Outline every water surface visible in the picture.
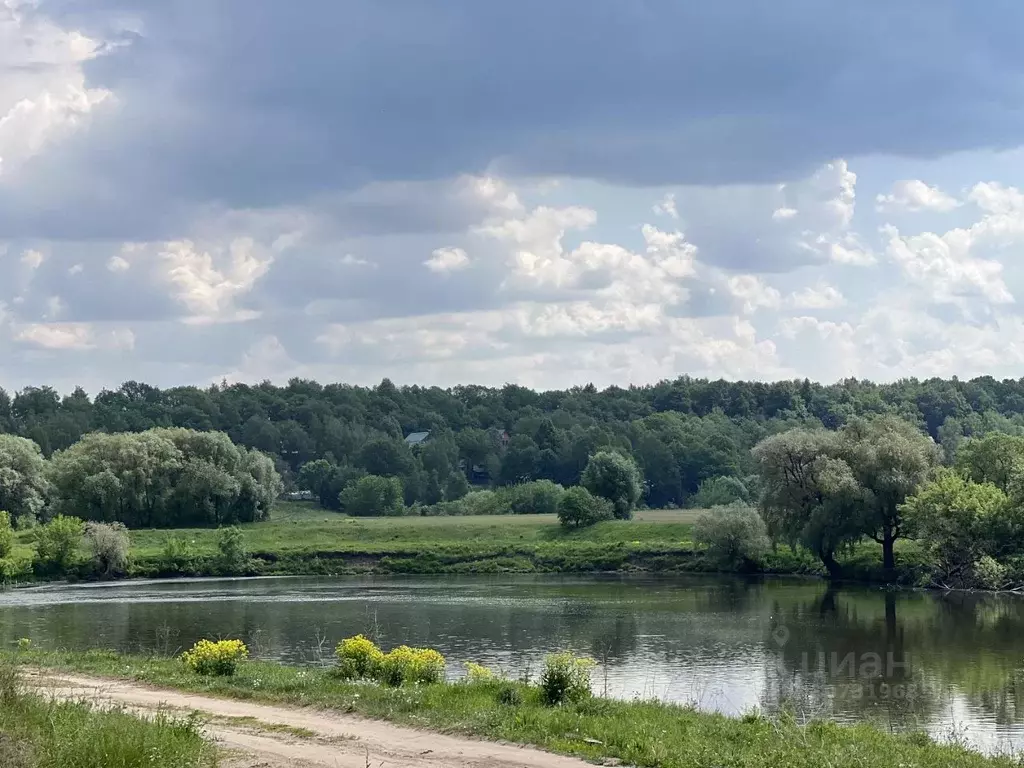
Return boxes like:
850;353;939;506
2;574;1023;754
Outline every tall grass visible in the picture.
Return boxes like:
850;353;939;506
12;649;1017;768
0;662;214;768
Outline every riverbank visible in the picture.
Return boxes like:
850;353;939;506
8;649;1016;768
0;662;213;768
4;504;928;587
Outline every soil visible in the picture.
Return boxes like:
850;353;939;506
25;669;597;768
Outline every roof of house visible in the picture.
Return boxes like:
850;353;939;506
404;431;430;445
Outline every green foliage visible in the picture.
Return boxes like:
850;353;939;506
496;682;523;707
34;515;84;574
955;433;1024;492
83;522;130;577
0;435;50;526
47;428;281;529
334;634;445;686
216;526;249;573
499;480;565;515
0;661;213;768
901;470;1009;588
582;451;642;520
0;511;13;560
557;486;614;528
444;470;470;501
181;639;249;676
159;536;196;574
540;651;596;705
688;476;749;508
692;504;770;568
339;475;405;517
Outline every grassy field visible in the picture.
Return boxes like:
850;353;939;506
0;662;214;768
9;649;1013;768
7;502;920;583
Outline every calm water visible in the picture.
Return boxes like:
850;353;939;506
2;574;1024;753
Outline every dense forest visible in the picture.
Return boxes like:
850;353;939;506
2;375;1024;512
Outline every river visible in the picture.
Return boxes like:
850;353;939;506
2;574;1023;754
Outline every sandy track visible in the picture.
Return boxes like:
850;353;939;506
25;670;598;768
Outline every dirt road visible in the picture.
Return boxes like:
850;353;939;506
25;669;599;768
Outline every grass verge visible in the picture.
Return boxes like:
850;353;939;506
9;649;1018;768
0;661;214;768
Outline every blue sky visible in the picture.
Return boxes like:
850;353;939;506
3;0;1024;392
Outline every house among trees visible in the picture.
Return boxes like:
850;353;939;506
404;431;430;448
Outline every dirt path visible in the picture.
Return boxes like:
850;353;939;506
25;669;600;768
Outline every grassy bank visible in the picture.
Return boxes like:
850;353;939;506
0;662;214;768
5;502;927;585
10;649;1016;768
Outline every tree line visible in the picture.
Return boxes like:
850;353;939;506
6;375;1024;511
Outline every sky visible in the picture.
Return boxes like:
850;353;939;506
4;0;1024;393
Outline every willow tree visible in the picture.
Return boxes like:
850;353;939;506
0;434;50;525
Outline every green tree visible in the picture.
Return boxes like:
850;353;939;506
216;526;250;573
901;470;1008;588
35;515;85;573
298;458;337;507
840;416;940;572
444;470;470;501
557;487;614;529
753;429;865;578
0;434;50;525
84;521;130;577
340;475;405;517
955;433;1024;492
688;476;749;509
692;504;770;568
581;451;642;520
0;511;13;559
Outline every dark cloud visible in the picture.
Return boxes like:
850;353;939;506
7;0;1024;240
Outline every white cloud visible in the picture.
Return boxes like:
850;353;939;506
652;192;679;219
0;4;114;177
20;249;43;269
727;275;782;314
876;180;960;213
107;255;130;272
424;246;471;273
772;207;798;220
788;282;845;310
158;237;272;323
14;323;135;351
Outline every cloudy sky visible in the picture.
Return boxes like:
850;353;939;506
4;0;1024;393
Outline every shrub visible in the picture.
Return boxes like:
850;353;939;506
497;683;523;707
216;526;249;573
465;662;494;682
540;651;595;705
692;503;770;568
557;487;614;529
34;515;84;574
160;536;196;574
181;639;249;676
582;451;643;520
335;634;384;680
459;490;504;516
339;475;405;517
335;635;445;686
378;646;446;686
83;522;130;577
501;480;565;515
688;476;750;508
0;512;13;560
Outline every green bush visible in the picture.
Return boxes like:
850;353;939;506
557;487;614;529
334;634;445;686
496;682;523;707
500;480;566;515
0;511;13;560
692;503;770;568
582;451;643;520
540;651;596;705
83;522;130;577
181;639;249;676
216;526;250;573
159;536;196;574
688;476;750;508
339;475;405;517
34;515;84;574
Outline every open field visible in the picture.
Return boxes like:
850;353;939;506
7;502;922;583
9;650;1015;768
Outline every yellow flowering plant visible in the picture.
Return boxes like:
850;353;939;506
181;639;249;676
335;634;445;686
